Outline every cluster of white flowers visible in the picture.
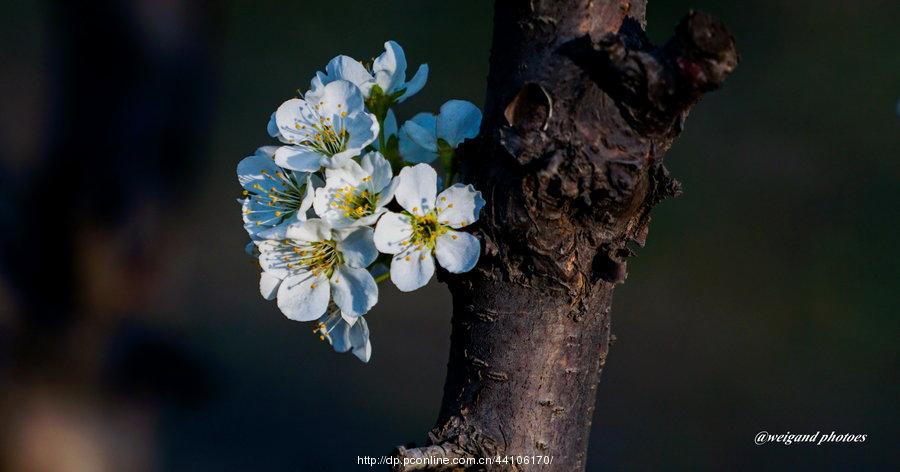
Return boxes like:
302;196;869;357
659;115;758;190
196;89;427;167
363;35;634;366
238;41;484;363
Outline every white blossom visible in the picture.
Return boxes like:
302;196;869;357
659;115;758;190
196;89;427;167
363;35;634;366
313;309;372;363
313;151;397;228
242;40;489;363
306;41;428;104
237;146;315;238
272;80;379;172
373;164;484;292
259;219;378;321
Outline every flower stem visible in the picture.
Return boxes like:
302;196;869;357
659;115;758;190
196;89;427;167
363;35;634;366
374;272;390;284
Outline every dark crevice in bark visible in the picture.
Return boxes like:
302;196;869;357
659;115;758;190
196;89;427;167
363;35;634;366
394;1;737;470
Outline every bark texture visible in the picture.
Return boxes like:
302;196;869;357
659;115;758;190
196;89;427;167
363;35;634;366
395;1;737;470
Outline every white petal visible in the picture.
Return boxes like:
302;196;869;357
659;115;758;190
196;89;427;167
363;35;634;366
274;146;323;172
436;100;482;147
305;72;327;103
285;218;332;243
337;112;379;161
396;164;437;216
298;174;317;215
236;151;280;190
399;140;438;164
267;113;282;140
350;317;370;348
350;317;370;350
275;98;317;142
258;241;290;278
399;113;438;163
336;226;378;268
406;113;438;149
312;186;330;221
435;183;485;228
435;230;480;273
324;55;374;88
341;311;358;326
353;339;372;363
324;158;366;184
401;118;438;152
350;208;386;227
330;266;378;317
373;40;407;93
255;146;278;158
259;272;282;300
390;247;435;292
373;211;413;255
360;151;393;192
255;220;291;241
398;64;428;102
376;177;399;208
323;151;355;171
329;318;353;353
277;273;330;322
319;80;364;117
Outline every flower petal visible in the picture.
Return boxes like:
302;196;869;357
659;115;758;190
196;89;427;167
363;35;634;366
305;72;327;103
403;113;437;151
236;148;280;190
274;146;323;172
435;183;485;228
351;208;387;227
285;218;332;243
373;40;407;93
339;113;379;161
353;339;372;363
399;113;438;163
324;55;374;89
376;177;399;208
374;211;413;254
390;247;435;292
350;317;370;349
258;240;290;278
350;317;370;352
329;317;353;353
399;64;428;102
396;164;437;216
298;174;317;215
324;157;367;184
255;220;292;240
359;151;393;192
267;113;283;141
436;100;482;147
259;272;282;300
399;140;438;164
336;226;378;268
435;230;480;273
242;197;272;237
330;265;378;317
277;273;330;322
274;98;317;142
318;79;364;118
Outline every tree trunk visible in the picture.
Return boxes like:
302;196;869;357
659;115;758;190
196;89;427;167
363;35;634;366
395;1;737;470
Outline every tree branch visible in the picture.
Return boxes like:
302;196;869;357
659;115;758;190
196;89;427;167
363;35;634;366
561;11;738;136
394;1;737;470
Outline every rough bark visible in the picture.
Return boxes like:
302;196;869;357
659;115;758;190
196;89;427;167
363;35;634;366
395;1;737;470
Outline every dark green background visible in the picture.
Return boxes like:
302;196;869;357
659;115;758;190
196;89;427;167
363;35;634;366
1;0;897;470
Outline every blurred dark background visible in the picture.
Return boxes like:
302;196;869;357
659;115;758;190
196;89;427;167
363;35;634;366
0;1;897;470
